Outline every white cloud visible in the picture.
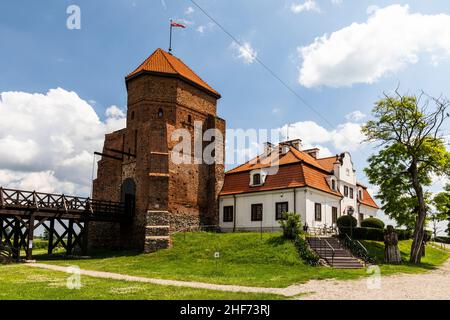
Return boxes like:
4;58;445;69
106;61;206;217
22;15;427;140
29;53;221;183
185;6;195;15
231;41;258;64
278;120;365;152
291;0;321;13
345;110;366;122
0;88;126;196
331;0;343;5
298;4;450;87
197;25;205;33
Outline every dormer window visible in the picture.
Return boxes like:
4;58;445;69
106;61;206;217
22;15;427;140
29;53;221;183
253;173;261;185
358;189;363;200
331;179;336;191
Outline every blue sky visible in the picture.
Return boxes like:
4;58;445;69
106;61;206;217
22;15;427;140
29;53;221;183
1;1;450;229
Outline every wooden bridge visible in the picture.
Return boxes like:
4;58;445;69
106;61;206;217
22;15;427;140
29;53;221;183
0;187;131;260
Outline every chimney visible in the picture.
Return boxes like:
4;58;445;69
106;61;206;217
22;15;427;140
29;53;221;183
263;142;275;155
304;148;319;159
279;139;302;151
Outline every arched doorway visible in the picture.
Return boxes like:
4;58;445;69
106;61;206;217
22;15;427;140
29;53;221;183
121;178;136;216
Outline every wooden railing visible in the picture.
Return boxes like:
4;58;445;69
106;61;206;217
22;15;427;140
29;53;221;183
0;187;127;220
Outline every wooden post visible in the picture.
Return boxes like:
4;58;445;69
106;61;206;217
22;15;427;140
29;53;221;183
81;219;89;256
26;215;35;260
13;218;20;259
0;217;3;244
67;220;74;255
48;219;55;255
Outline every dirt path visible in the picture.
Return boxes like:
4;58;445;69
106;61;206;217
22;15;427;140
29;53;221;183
26;259;450;299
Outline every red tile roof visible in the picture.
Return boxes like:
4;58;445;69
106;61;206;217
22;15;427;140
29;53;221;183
126;48;221;98
227;145;327;174
221;146;342;197
357;185;379;209
316;155;339;172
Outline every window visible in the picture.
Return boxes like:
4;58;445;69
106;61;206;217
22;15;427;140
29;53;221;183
223;206;234;222
332;207;338;224
350;188;354;199
314;203;322;221
158;108;163;118
344;186;349;197
187;115;192;124
358;190;362;199
130;110;135;120
253;173;261;185
331;179;336;190
251;204;263;221
275;202;289;220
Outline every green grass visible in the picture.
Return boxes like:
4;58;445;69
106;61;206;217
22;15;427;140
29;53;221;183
36;232;449;288
0;264;283;300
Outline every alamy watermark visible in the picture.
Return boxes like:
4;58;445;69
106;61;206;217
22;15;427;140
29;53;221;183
66;5;81;30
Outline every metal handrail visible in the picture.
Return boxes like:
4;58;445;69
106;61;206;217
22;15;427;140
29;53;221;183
311;236;335;266
342;233;373;264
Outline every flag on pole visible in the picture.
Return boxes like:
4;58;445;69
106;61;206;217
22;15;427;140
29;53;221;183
169;20;186;53
171;21;186;28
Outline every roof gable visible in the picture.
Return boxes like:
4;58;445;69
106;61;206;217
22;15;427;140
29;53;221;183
126;48;220;98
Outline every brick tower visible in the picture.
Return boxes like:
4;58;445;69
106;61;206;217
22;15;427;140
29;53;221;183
89;48;225;252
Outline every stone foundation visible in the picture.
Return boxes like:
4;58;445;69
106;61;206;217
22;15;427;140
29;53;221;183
145;210;171;253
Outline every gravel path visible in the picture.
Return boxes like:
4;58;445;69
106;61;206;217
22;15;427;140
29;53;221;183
26;258;450;299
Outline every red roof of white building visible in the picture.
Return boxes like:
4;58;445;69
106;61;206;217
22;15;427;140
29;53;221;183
221;145;379;210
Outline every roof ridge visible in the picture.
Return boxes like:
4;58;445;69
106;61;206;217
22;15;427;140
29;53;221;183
159;49;178;74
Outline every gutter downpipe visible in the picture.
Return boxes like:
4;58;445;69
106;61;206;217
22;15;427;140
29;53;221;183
233;194;237;232
293;188;297;214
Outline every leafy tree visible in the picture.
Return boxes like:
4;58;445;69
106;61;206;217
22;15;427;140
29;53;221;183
363;91;450;263
433;184;450;237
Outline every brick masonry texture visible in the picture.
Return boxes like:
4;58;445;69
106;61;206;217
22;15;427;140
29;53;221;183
89;55;225;253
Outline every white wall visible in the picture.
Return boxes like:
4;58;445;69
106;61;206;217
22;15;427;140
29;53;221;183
219;187;341;231
303;188;341;229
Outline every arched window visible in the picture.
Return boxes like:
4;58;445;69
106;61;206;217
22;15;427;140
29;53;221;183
188;115;192;124
158;108;163;118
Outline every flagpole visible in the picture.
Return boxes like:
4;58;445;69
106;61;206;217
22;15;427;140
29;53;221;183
169;19;173;53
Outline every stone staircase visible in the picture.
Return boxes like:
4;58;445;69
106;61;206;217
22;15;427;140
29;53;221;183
307;236;365;269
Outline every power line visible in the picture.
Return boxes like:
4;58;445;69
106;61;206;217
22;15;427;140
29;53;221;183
189;0;375;184
188;0;336;130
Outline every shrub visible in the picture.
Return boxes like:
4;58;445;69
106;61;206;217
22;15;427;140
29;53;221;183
435;236;450;244
361;217;385;229
339;227;384;241
279;212;302;240
395;229;413;240
294;236;320;266
336;215;357;228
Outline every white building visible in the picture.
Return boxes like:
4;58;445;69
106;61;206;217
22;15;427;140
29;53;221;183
219;139;379;232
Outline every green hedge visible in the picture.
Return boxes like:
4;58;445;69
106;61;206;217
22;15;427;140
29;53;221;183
339;227;384;241
361;217;385;229
395;229;413;240
336;215;357;228
435;236;450;244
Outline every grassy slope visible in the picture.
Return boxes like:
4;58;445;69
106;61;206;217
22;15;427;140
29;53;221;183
0;264;282;300
37;232;449;288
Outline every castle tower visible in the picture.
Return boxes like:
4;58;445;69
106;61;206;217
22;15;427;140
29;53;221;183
90;48;225;252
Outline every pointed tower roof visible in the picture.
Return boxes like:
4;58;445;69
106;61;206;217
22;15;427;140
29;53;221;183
126;48;221;98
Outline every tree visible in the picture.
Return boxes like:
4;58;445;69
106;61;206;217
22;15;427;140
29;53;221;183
362;91;450;263
432;184;450;237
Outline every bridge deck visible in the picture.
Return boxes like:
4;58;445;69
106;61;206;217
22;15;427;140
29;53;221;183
0;187;128;222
